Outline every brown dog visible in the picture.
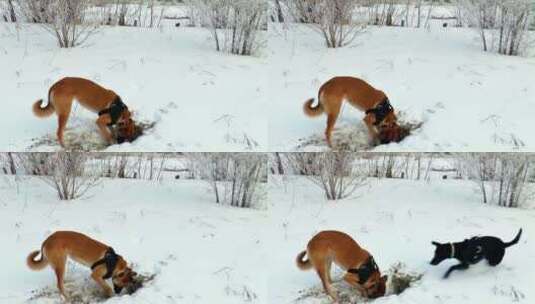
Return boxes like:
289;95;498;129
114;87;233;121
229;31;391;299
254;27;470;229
27;231;136;299
32;77;135;147
296;230;387;302
303;77;400;147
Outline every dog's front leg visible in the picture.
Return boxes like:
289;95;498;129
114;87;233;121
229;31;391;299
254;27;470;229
443;263;469;279
96;116;115;145
91;272;114;297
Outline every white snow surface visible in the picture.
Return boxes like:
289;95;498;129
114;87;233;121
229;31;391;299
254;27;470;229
268;22;535;152
0;23;267;152
0;176;267;303
268;175;534;303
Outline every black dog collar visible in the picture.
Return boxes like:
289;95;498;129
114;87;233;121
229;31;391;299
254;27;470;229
91;247;119;280
348;256;379;284
365;98;394;126
98;97;127;127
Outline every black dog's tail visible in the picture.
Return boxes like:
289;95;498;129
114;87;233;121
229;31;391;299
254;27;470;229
504;229;522;248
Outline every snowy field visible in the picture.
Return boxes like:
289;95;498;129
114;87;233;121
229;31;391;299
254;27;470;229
0;18;267;152
268;20;535;152
268;174;534;303
0;175;268;303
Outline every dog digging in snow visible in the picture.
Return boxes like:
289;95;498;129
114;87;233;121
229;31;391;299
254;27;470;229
303;76;403;148
32;77;136;147
27;231;137;300
296;230;388;302
430;229;522;279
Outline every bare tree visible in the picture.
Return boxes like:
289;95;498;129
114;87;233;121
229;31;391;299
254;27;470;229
286;152;367;200
100;0;130;26
18;0;99;48
272;0;285;22
287;0;366;48
1;0;17;22
462;153;532;208
457;0;532;56
131;154;168;180
186;0;267;55
364;0;400;26
362;153;436;180
270;152;285;175
188;153;267;208
0;152;19;175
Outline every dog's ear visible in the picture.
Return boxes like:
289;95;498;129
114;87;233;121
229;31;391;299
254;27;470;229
432;241;440;246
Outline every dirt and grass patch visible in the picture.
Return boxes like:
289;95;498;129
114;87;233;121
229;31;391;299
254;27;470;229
28;120;156;151
297;112;422;151
295;262;423;304
27;272;156;303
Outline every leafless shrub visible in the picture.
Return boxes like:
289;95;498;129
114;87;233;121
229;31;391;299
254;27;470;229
188;153;267;208
270;0;285;23
18;0;99;48
457;0;532;56
0;152;18;175
186;0;267;55
96;0;164;27
97;0;130;26
364;0;400;26
270;152;286;175
358;153;437;180
366;154;401;178
98;153;168;180
129;154;168;180
461;153;533;208
18;152;101;200
287;0;366;48
1;0;17;22
286;152;367;200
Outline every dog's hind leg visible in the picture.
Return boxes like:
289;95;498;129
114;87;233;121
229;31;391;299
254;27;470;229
53;95;72;148
444;263;469;279
50;255;67;299
56;114;69;148
325;113;339;148
487;248;505;266
316;263;338;302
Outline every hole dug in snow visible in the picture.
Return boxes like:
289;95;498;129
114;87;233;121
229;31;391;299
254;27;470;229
29;119;156;151
295;262;422;304
297;112;422;151
27;272;156;304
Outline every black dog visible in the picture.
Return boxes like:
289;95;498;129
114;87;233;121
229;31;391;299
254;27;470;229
430;229;522;278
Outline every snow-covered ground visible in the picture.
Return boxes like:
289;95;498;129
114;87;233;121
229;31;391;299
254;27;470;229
0;20;267;152
268;21;535;152
268;174;534;303
0;176;268;303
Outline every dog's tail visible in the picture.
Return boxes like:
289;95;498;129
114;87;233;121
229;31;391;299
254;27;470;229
26;249;48;271
32;88;55;118
504;228;522;248
303;97;324;118
296;250;313;271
